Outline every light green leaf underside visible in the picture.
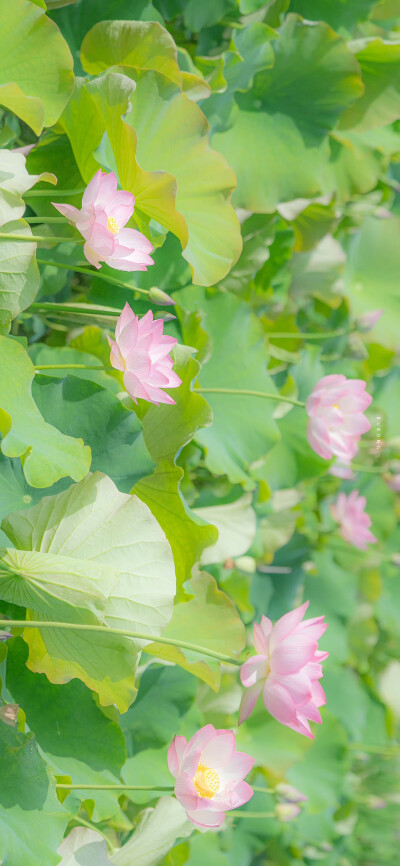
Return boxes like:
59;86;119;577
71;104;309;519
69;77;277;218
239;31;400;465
0;219;39;335
2;472;176;710
0;336;91;487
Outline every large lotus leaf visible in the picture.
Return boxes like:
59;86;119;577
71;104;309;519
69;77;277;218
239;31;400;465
0;219;40;335
0;336;91;487
344;215;400;349
7;638;126;822
180;291;280;483
0;0;74;134
146;572;246;690
325;128;387;201
212;15;364;211
32;375;155;492
0;149;56;227
339;39;400;133
0;719;68;866
2;472;176;710
201;22;275;134
81;19;208;98
290;0;377;33
50;0;163;72
134;345;218;593
287;713;349;811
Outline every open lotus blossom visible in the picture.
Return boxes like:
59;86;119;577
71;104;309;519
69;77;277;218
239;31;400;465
331;490;377;550
306;374;372;461
239;601;328;739
52;169;154;271
168;724;254;828
109;303;181;405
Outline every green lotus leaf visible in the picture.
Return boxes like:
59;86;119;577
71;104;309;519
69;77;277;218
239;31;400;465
0;0;74;134
339;38;400;133
0;220;40;335
212;15;364;211
2;472;176;711
133;345;218;593
181;290;280;483
0;336;91;487
0;724;67;866
146;572;246;690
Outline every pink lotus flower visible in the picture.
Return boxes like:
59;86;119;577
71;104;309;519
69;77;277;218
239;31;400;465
331;490;377;550
108;303;181;405
239;602;328;739
356;310;383;332
168;725;254;828
306;375;372;461
52;169;154;272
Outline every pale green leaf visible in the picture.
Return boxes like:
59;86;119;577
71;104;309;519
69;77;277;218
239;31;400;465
0;149;56;227
193;494;257;566
146;572;245;689
110;797;192;866
0;0;74;134
0;336;91;487
2;472;176;710
0;219;39;334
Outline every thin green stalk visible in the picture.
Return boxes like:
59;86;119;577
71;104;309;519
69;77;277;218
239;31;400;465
350;463;386;474
25;216;66;224
348;743;399;755
36;258;150;297
197;387;305;408
30;302;120;318
57;783;174;792
267;328;347;340
1;620;242;666
34;364;114;372
0;231;83;244
24;188;85;197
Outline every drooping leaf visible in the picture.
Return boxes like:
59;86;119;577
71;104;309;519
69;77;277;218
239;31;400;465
110;797;192;866
58;828;112;866
0;336;91;487
0;219;40;334
0;0;74;134
193;494;257;565
134;345;218;593
0;149;56;227
2;472;176;711
146;572;246;690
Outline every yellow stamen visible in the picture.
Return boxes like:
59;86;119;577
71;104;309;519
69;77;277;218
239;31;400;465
193;764;220;799
107;216;120;234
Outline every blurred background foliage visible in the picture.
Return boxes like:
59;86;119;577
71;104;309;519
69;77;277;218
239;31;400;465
0;0;400;864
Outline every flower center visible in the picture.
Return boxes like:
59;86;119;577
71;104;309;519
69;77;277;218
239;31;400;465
193;763;220;799
107;216;120;234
